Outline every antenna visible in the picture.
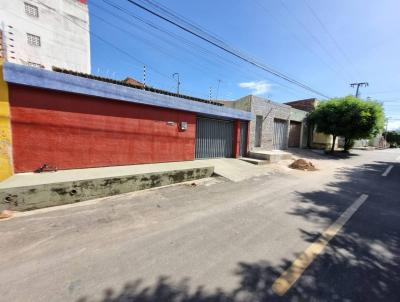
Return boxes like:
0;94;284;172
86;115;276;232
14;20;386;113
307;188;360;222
173;73;180;94
216;79;222;100
143;65;146;88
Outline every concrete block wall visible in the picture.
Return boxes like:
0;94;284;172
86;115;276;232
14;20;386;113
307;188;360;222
223;95;292;151
289;107;309;148
249;96;291;150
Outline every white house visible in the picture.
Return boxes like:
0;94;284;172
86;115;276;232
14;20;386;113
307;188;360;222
0;0;90;73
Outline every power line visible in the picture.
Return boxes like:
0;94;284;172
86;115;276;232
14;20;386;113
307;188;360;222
95;1;246;84
125;0;331;99
73;0;318;100
278;0;352;83
61;11;176;87
254;0;351;83
301;0;361;81
93;2;294;98
98;0;318;99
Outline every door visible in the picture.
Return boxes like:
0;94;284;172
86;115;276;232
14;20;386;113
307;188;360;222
195;117;234;159
273;119;288;150
255;115;263;147
239;122;248;157
288;121;302;147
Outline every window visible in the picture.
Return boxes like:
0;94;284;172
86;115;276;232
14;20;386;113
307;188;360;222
27;33;41;46
24;3;39;18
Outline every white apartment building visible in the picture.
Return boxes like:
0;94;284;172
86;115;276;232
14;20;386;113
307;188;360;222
0;0;91;73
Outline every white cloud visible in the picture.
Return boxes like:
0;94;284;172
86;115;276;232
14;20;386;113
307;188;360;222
238;80;271;95
387;120;400;131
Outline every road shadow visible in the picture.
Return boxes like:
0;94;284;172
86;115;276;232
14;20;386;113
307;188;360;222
289;148;361;161
77;161;400;302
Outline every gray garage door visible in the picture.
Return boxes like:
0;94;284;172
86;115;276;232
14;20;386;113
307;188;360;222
273;119;288;150
195;117;234;159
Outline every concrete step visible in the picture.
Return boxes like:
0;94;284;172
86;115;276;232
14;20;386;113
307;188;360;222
239;157;269;165
249;150;292;163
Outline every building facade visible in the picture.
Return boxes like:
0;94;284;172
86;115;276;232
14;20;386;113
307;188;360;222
288;107;309;148
0;0;90;73
0;63;251;180
285;98;337;149
222;95;306;151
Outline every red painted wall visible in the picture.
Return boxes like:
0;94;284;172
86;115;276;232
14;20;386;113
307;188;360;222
233;120;240;158
9;85;196;172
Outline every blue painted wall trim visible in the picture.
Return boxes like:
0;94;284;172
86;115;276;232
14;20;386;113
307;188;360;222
3;63;252;121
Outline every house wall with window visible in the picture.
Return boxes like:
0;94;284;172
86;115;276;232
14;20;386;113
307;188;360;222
0;0;90;73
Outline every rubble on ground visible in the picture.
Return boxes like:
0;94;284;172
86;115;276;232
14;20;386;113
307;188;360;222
0;210;13;219
289;159;317;171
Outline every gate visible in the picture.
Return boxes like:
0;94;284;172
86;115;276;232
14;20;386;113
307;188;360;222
239;122;248;157
273;119;288;150
195;117;234;159
288;121;301;147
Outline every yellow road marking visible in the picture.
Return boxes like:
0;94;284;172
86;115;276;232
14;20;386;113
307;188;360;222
272;194;369;296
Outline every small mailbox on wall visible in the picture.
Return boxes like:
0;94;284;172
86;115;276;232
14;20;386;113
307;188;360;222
180;122;188;131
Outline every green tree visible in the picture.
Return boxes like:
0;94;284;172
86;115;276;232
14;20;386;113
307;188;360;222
384;131;400;147
309;96;385;152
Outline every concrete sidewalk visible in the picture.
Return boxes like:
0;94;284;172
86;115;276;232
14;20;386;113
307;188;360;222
0;161;215;188
202;158;272;182
0;161;214;211
0;158;274;211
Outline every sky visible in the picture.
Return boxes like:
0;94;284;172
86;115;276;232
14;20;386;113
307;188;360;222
88;0;400;130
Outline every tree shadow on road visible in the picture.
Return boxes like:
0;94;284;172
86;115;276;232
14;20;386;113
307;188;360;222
77;161;400;302
289;148;361;161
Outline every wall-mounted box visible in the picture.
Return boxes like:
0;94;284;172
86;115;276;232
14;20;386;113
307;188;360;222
180;121;188;131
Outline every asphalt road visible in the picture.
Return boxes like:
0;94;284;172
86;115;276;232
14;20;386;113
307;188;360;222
0;149;399;302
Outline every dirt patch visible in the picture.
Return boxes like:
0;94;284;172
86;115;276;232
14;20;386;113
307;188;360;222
289;159;317;171
0;210;13;219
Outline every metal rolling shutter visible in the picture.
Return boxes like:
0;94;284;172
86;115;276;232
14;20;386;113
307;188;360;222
273;119;288;150
195;117;234;159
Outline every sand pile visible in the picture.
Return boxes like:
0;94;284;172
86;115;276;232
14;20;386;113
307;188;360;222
289;159;317;171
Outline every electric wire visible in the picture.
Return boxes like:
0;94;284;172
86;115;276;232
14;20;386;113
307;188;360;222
124;0;331;99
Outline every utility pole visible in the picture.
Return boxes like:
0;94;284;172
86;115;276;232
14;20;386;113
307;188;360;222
173;73;180;95
216;79;222;100
143;65;146;88
350;82;369;98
